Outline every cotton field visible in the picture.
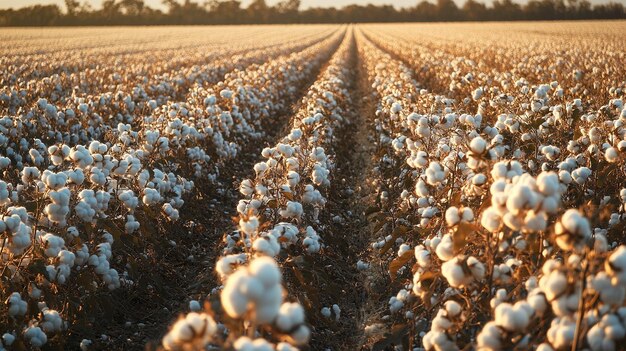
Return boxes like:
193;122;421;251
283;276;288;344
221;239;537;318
0;21;625;351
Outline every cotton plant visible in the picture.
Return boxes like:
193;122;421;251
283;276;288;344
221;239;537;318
224;34;354;259
359;26;626;351
161;32;355;351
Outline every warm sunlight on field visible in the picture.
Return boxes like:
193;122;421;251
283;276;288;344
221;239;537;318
1;21;625;350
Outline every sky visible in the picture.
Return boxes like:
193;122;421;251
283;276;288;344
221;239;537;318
1;0;623;10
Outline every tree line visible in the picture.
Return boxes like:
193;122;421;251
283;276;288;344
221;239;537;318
0;0;624;26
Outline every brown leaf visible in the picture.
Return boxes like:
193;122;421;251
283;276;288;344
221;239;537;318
389;250;413;280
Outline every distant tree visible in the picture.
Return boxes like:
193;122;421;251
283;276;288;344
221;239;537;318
65;0;81;15
275;0;300;23
436;0;461;20
247;0;272;23
491;0;522;20
412;0;437;21
0;0;625;26
462;0;488;21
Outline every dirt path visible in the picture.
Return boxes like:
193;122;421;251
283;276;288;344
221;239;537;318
292;31;376;351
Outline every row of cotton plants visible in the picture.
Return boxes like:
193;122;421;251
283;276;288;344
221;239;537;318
160;30;357;351
0;28;336;150
359;28;626;351
0;26;334;107
0;30;344;350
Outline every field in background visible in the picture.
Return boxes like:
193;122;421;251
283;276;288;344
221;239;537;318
1;21;625;350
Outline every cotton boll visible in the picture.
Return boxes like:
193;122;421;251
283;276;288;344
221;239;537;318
249;257;281;288
477;321;503;350
24;326;47;347
216;254;247;280
7;292;27;316
606;246;626;284
276;302;305;332
161;312;217;350
163;203;179;220
189;300;201;312
240;216;260;236
481;207;502;232
494;302;530;332
253;234;280;257
221;270;250;318
442;258;470;288
435;234;455;261
279;201;303;219
555;209;591;252
41;308;64;333
605;147;619;163
445;207;460;227
470;136;487;155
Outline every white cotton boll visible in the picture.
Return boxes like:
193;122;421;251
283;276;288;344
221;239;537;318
0;156;11;169
216;254;246;280
481;207;502;232
288;324;311;346
332;304;341;321
311;164;330;186
444;300;461;317
542;270;568;301
253;234;280;257
321;307;332;318
189;300;201;312
422;330;458;351
494;302;530;332
163;203;179;220
161;312;217;350
0;181;10;206
524;210;547;232
605;147;619;163
249;256;281;288
435;234;455;261
425;162;446;185
276;302;305;331
572;167;592;185
3;333;15;346
537;172;559;196
21;167;41;184
125;215;140;234
143;188;162;206
477;321;503;350
254;284;282;324
467;256;485;280
286;171;300;188
415;179;429;197
442;258;468;288
555;209;591;252
472;87;483;101
118;190;138;210
547;317;576;349
445;207;460;227
221;270;250;318
470;136;487;155
239;216;259;235
24;326;47;347
254;162;269;176
606;246;626;284
7;292;27;316
527;290;548;316
303;226;320;253
279;201;303;219
391;102;402;113
414;246;431;268
41;308;64;333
